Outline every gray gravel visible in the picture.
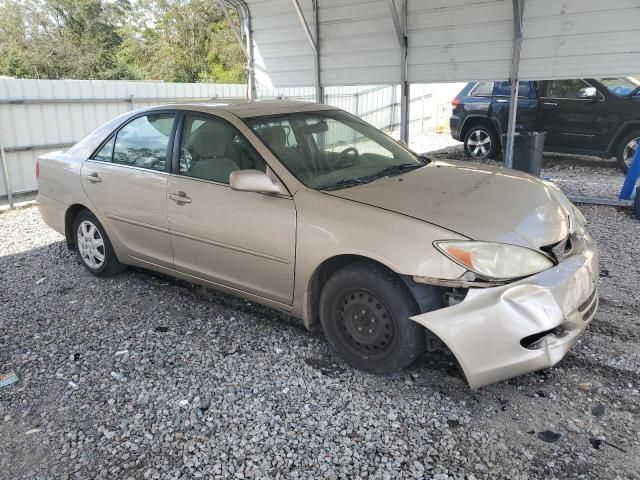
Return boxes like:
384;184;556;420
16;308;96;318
1;196;639;479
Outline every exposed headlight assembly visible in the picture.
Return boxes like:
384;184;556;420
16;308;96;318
433;240;554;281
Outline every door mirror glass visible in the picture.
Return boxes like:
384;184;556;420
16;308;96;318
230;170;281;194
578;86;598;99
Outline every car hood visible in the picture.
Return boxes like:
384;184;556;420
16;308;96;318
325;160;573;249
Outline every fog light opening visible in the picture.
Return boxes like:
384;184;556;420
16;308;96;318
520;326;567;350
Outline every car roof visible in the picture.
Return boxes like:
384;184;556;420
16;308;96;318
145;99;338;119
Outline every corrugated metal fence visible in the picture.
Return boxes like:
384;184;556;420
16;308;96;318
0;78;453;203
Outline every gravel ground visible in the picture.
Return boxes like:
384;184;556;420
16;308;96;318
1;187;639;478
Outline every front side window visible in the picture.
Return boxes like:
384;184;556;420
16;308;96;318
471;82;494;96
112;114;175;171
179;115;266;184
542;80;595;99
597;77;640;97
247;110;424;190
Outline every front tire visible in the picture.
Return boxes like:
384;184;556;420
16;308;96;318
464;125;500;161
73;210;125;276
615;131;640;174
319;262;425;374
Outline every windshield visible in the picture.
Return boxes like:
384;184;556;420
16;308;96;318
246;110;424;190
597;77;640;96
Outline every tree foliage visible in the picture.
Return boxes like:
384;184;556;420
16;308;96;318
0;0;246;83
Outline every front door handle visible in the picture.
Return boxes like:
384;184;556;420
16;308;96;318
169;191;192;204
542;101;558;109
86;172;102;183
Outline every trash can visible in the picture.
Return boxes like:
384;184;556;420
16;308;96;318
502;131;546;177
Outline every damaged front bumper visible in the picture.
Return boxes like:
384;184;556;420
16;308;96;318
410;232;599;389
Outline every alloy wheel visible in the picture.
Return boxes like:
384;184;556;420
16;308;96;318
467;129;492;158
77;220;106;269
335;289;396;359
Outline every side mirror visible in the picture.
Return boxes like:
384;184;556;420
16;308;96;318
230;169;281;194
578;87;598;99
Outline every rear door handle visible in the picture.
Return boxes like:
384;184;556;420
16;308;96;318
495;99;509;103
86;172;102;183
169;191;192;204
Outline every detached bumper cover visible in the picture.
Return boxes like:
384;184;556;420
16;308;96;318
411;233;599;389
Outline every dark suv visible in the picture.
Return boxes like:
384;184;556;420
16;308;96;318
450;78;640;173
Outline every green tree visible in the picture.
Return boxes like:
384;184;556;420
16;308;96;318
0;0;246;83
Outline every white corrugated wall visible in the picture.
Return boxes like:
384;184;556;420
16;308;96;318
0;79;247;197
244;0;640;87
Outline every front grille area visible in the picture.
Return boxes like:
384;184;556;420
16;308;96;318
542;235;574;263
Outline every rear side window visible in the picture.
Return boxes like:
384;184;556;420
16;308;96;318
93;137;115;162
493;81;532;97
111;114;176;172
470;82;494;96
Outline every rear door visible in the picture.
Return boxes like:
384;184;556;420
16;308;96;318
490;81;539;135
538;79;609;151
81;112;176;267
167;112;296;305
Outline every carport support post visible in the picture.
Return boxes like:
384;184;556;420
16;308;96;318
388;0;409;144
505;0;525;169
219;0;256;100
0;131;12;209
292;0;323;104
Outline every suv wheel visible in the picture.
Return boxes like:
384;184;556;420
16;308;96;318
615;131;640;174
319;262;425;374
463;125;499;161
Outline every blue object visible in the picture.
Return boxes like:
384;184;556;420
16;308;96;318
619;139;640;200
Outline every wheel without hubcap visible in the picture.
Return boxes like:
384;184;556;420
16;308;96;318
336;289;396;360
622;138;639;169
319;262;426;374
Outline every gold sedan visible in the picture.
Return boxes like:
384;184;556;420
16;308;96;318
37;101;598;388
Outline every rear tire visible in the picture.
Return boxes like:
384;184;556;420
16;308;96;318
464;125;500;161
615;131;640;174
319;262;425;374
73;210;125;276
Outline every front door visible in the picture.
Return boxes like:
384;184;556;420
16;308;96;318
81;112;176;266
167;113;296;305
538;79;609;151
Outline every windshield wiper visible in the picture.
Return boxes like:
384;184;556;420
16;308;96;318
320;177;365;191
360;163;423;182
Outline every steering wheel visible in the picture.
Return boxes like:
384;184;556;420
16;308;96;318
336;147;359;167
630;85;640;98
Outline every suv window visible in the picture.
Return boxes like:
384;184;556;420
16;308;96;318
542;80;594;99
111;114;175;171
493;81;532;97
179;114;266;184
597;77;640;97
470;82;494;96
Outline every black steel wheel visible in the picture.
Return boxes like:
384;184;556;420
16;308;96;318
319;262;426;374
335;288;397;360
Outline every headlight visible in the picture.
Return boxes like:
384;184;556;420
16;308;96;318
434;240;554;281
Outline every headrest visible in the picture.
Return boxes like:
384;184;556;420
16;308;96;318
259;126;288;148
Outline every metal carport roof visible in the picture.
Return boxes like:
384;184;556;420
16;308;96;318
220;0;640;164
